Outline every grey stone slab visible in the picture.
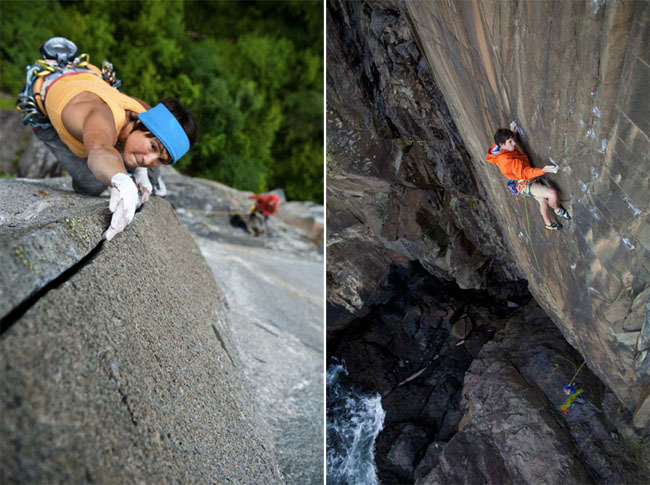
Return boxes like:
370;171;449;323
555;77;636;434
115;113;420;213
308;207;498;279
0;185;283;483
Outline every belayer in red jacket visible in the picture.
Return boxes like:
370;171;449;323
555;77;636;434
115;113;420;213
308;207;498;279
249;194;280;217
486;122;571;230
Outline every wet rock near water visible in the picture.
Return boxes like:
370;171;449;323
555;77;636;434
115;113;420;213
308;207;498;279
330;261;649;484
329;262;531;484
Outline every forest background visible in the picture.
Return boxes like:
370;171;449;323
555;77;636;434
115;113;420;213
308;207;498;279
0;0;323;203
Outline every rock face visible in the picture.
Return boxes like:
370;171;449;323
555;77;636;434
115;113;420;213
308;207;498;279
403;0;650;426
159;167;325;484
329;264;531;484
0;178;283;483
326;0;649;426
329;262;649;484
0;110;60;178
327;0;521;333
420;303;649;485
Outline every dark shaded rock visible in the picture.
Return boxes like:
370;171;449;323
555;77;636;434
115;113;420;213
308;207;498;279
0;109;60;177
0;179;283;483
413;441;443;482
376;423;429;484
326;0;521;334
420;430;515;485
330;262;526;482
420;303;650;485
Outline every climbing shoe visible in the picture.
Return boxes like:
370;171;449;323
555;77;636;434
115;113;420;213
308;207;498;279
555;208;571;220
545;223;563;231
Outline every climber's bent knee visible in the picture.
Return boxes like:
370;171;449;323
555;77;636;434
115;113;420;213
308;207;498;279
529;183;555;200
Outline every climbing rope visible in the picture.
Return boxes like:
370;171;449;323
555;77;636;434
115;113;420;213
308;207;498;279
523;196;542;275
567;360;586;388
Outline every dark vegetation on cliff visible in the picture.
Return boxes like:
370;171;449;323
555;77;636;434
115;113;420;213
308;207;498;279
0;0;323;202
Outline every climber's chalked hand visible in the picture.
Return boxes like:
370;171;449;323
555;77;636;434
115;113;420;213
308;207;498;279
103;173;138;241
542;164;559;174
134;167;152;204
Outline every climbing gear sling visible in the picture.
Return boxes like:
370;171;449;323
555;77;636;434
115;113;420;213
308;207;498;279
507;178;533;197
16;37;121;128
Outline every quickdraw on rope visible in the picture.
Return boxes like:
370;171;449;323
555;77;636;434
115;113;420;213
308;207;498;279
16;37;120;128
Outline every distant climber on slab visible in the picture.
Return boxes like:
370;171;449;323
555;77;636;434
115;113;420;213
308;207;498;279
486;121;571;230
247;194;280;237
16;37;196;240
249;194;280;218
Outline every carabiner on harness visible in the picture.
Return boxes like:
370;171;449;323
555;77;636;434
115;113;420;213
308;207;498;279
16;37;122;128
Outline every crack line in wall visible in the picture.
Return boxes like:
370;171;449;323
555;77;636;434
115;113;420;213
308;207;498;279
0;240;105;337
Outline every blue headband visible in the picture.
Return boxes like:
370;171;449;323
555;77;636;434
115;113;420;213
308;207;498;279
137;104;190;163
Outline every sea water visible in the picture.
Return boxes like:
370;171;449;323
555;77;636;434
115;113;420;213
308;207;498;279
326;360;386;485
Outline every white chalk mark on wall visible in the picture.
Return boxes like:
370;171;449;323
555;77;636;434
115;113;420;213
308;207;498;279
588;207;601;220
599;139;608;154
621;237;636;250
622;195;642;216
590;166;600;179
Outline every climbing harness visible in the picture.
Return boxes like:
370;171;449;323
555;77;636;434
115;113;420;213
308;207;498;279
507;178;533;197
16;37;121;128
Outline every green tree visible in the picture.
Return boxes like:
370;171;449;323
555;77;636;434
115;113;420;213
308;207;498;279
0;0;323;202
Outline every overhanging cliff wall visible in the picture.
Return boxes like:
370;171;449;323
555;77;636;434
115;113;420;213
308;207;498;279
403;0;649;423
327;0;649;428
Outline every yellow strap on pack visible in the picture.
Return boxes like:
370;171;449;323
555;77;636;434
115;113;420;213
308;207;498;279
560;388;583;412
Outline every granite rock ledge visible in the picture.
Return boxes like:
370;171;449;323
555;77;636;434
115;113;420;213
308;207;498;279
0;177;283;483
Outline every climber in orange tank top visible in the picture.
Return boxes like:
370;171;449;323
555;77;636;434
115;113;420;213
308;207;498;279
19;38;196;240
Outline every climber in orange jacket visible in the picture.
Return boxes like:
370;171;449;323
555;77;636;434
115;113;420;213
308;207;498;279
486;122;571;230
